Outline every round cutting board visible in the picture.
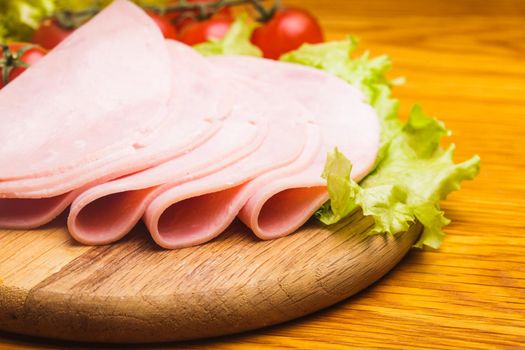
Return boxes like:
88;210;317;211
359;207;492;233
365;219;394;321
0;212;420;343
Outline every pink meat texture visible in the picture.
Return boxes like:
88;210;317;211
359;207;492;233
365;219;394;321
211;56;380;240
0;0;381;248
146;56;380;247
68;42;271;245
143;77;316;249
0;1;225;228
69;63;312;247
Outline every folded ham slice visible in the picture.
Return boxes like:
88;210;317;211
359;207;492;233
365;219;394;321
144;56;379;247
0;4;228;228
68;117;267;245
144;123;320;248
212;56;380;240
0;191;82;229
67;43;311;246
143;63;324;249
68;90;267;244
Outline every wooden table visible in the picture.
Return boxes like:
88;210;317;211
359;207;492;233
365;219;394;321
1;0;524;348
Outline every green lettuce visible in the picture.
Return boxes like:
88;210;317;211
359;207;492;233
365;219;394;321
282;38;480;248
318;107;480;248
0;0;55;43
194;14;262;57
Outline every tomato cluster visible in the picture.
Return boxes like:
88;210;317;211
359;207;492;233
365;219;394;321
251;8;323;59
1;0;324;88
32;2;323;57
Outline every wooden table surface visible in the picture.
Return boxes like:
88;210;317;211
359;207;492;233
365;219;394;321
1;0;524;348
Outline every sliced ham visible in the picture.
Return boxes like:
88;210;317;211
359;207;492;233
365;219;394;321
68;103;267;245
211;56;380;240
143;71;321;249
0;41;226;198
0;191;81;229
144;123;320;248
0;0;380;248
143;56;379;247
0;5;228;227
0;0;170;187
67;49;311;246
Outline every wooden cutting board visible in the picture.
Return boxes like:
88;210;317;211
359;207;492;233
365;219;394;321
0;211;419;343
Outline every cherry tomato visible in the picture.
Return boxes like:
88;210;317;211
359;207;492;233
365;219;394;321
146;11;178;40
0;43;47;88
178;16;232;46
252;8;324;59
33;19;73;50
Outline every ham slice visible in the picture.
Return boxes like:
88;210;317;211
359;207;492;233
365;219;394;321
0;5;227;228
144;56;379;247
67;45;312;246
68;92;267;244
0;0;171;189
0;1;380;247
144;123;320;248
0;191;82;229
0;41;227;198
143;73;320;249
211;56;380;240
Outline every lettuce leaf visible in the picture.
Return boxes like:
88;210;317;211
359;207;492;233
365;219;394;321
0;0;55;43
283;38;480;248
319;106;480;248
320;148;361;224
193;14;262;57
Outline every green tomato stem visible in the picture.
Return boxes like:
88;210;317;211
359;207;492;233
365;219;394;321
0;44;36;86
53;0;281;30
55;7;99;30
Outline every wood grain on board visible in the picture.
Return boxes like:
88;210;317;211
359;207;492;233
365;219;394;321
0;0;524;348
0;213;419;343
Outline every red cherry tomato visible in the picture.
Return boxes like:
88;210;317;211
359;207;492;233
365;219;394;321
0;43;47;88
33;19;73;50
146;11;178;40
178;17;232;46
252;8;324;59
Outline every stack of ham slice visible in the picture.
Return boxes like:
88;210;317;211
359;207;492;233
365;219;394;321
0;0;380;249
